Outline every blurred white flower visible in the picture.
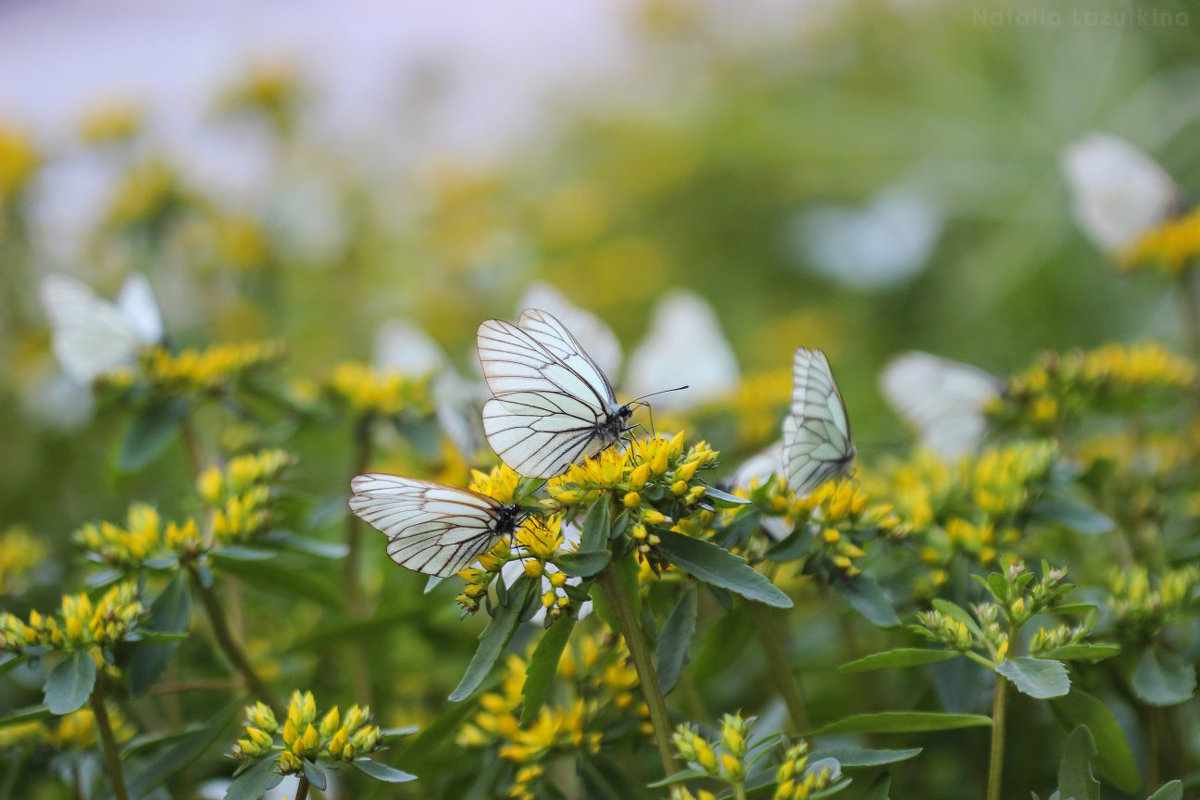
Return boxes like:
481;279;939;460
790;185;942;290
1061;132;1179;254
517;281;622;378
500;521;592;625
729;441;790;541
624;289;739;411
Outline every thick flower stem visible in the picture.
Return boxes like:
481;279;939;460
1178;267;1200;362
180;417;204;477
747;601;810;733
188;566;277;707
344;417;373;705
294;776;310;800
89;683;129;800
595;564;679;777
986;675;1008;800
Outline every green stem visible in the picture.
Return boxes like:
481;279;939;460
1177;267;1200;363
733;783;747;800
595;564;679;777
986;675;1007;800
747;602;810;733
89;683;129;800
344;417;374;705
295;776;310;800
180;417;204;477
188;566;278;706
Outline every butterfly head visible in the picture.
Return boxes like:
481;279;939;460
495;504;527;535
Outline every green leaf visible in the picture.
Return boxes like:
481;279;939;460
1057;725;1100;800
126;699;242;798
835;574;900;627
655;530;791;608
43;651;96;715
264;530;349;559
521;615;576;724
130;570;191;695
0;705;51;727
223;757;283;800
811;746;922;767
839;649;960;672
1049;689;1140;793
997;657;1071;699
702;485;752;507
863;773;892;800
807;711;991;736
1147;780;1183;800
1039;644;1119;662
211;554;346;610
655;586;699;694
212;546;276;561
118;396;191;474
449;577;534;701
393;696;482;770
353;759;418;783
645;769;709;788
0;655;26;679
579;500;612;552
554;550;611;578
1131;646;1195;706
380;725;420;741
1032;496;1114;535
302;760;326;791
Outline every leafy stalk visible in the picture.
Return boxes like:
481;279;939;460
986;675;1007;800
295;776;310;800
187;565;278;706
344;416;374;705
595;563;679;777
89;682;129;800
747;601;810;733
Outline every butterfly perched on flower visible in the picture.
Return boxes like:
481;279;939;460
783;347;855;496
880;351;1001;460
39;272;164;384
477;308;663;479
349;474;528;577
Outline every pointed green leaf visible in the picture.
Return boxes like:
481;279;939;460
579;500;612;552
863;773;891;800
811;746;921;767
1039;644;1119;662
702;485;752;507
554;550;611;578
353;759;418;783
302;760;326;791
449;577;534;701
118;396;191;474
1032;496;1113;535
807;711;991;736
1147;780;1183;800
130;570;191;695
43;651;96;715
127;699;242;798
656;530;791;608
521;615;576;724
223;757;283;800
839;649;960;672
1131;647;1195;706
1049;689;1140;793
997;657;1071;699
1057;725;1100;800
655;586;699;694
836;574;900;627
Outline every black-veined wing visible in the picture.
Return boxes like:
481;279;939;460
349;474;517;577
783;347;856;496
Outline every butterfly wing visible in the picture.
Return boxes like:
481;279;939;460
517;283;623;378
116;273;164;345
880;351;1001;459
40;274;149;383
349;474;505;577
477;312;618;478
783;347;855;496
373;319;448;377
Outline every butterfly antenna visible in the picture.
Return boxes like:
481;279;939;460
630;385;689;404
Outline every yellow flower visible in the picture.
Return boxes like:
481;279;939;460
1120;207;1200;276
0;526;46;595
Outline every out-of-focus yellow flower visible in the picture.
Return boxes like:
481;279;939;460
0;125;41;205
1107;564;1200;639
325;362;434;418
125;341;285;395
1120;207;1200;276
0;526;45;595
0;705;135;751
78;102;143;146
0;582;144;654
216;62;305;135
103;156;192;234
74;503;164;569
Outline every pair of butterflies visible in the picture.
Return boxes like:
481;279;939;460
353;307;664;577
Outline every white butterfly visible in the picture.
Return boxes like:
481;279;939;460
1061;133;1180;254
374;319;485;459
39;272;164;384
880;351;1002;460
783;347;855;496
624;289;739;412
477;308;637;479
730;440;792;541
517;282;622;379
349;473;526;577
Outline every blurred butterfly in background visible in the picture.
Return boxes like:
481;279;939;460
517;282;623;379
625;288;740;412
783;347;856;496
880;351;1002;460
1060;132;1182;255
478;308;681;478
349;473;528;577
39;272;164;384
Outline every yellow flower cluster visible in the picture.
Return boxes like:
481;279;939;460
1107;565;1200;639
0;704;135;751
78;102;143;146
548;432;717;508
231;692;382;773
0;582;144;653
964;440;1056;517
1119;207;1200;276
217;63;304;133
111;341;286;395
458;633;644;799
324;362;434;418
74;503;201;567
996;343;1196;430
0;125;40;203
199;449;294;544
0;526;45;595
103;157;191;232
773;741;834;800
